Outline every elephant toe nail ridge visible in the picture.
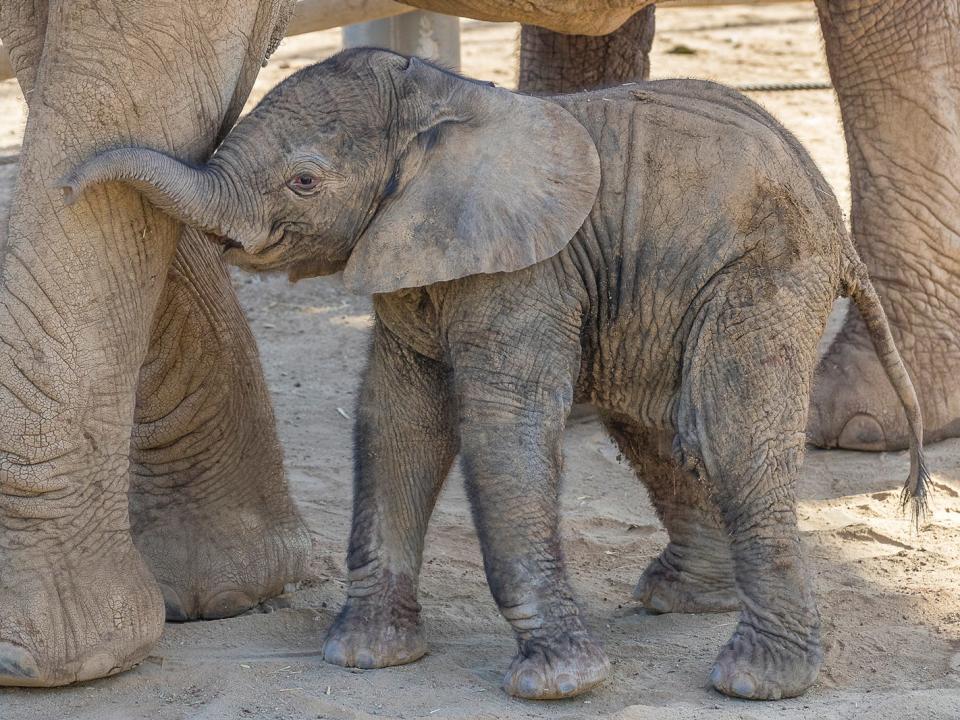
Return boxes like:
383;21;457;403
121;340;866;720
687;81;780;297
354;651;377;669
837;413;885;451
555;673;577;695
0;643;40;683
510;668;544;697
159;584;192;622
322;639;349;666
76;651;121;683
200;590;255;620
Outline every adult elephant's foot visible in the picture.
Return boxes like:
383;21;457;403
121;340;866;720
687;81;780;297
130;232;309;621
131;399;310;622
0;544;164;686
808;309;960;451
634;545;738;614
133;504;309;621
323;592;426;669
811;0;960;451
709;619;822;700
502;630;610;699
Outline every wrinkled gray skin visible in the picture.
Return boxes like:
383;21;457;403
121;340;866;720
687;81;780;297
517;0;960;672
0;0;309;687
64;49;930;701
518;1;960;457
1;0;953;694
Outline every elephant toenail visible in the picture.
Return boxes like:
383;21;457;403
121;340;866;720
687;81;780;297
709;665;724;688
646;589;670;614
837;413;885;451
556;674;577;695
159;584;191;623
200;590;254;620
322;639;347;666
731;675;757;698
0;643;40;682
512;668;543;697
355;651;376;669
77;651;119;682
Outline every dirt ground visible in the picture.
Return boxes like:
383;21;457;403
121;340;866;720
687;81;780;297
1;3;959;719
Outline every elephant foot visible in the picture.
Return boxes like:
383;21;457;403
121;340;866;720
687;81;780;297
709;620;821;700
0;543;164;686
634;549;738;614
808;308;960;450
502;631;609;700
134;504;309;622
323;589;426;669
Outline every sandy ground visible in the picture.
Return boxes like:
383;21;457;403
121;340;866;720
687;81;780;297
1;4;959;719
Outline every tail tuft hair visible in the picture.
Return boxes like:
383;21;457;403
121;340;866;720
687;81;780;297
842;256;932;530
900;447;930;528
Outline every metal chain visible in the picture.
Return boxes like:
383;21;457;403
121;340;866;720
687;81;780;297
735;81;833;92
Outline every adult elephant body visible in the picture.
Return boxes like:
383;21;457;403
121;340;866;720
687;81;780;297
0;0;957;688
0;0;308;686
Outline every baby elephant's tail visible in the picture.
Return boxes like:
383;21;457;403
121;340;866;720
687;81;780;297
841;258;930;524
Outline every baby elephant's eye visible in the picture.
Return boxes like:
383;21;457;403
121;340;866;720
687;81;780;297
287;173;320;195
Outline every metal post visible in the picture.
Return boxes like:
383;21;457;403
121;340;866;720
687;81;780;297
342;10;461;69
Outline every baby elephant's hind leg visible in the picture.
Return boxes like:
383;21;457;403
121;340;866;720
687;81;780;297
602;420;737;613
682;299;824;700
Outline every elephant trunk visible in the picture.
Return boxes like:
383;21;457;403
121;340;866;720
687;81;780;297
58;147;260;244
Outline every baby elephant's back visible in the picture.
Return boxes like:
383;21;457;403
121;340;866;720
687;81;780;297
550;81;847;418
553;79;847;304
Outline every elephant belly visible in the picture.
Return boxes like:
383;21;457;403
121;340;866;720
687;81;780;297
575;315;684;431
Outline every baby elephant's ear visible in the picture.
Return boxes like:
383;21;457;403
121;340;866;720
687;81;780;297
342;59;601;295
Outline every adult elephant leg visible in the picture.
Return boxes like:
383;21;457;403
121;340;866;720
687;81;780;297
130;229;309;621
0;0;46;98
0;0;290;686
809;0;960;449
518;5;655;94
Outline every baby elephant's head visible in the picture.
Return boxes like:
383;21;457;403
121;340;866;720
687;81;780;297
60;48;600;294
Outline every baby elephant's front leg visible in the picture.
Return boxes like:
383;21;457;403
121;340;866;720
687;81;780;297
456;365;609;700
323;322;458;669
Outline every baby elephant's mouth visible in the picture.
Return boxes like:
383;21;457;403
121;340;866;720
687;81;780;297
210;234;243;252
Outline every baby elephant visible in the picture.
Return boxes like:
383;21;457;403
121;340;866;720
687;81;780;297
62;48;929;701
